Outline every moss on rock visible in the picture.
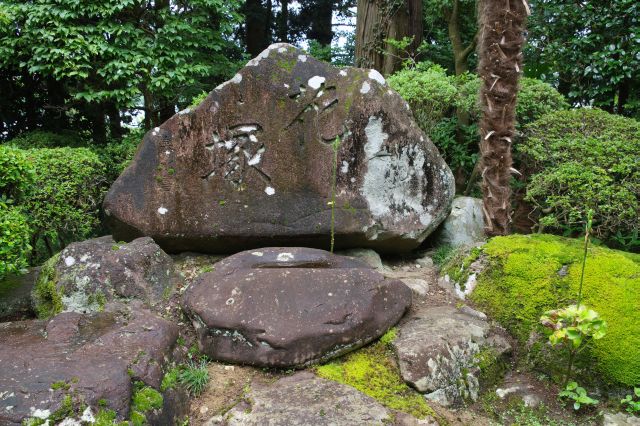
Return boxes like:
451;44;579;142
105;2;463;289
467;234;639;386
315;331;436;419
32;253;63;319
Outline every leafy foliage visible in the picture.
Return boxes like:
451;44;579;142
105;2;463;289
521;109;640;248
0;204;31;278
0;145;35;201
526;0;640;117
23;148;107;261
558;382;599;411
621;388;640;415
541;305;607;349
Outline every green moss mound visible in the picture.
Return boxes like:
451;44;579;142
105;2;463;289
32;253;63;319
315;331;436;419
468;234;640;386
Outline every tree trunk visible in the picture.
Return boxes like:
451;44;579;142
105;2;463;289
477;0;528;236
445;0;477;76
354;0;422;75
308;0;334;46
278;0;289;42
244;0;270;56
106;101;123;139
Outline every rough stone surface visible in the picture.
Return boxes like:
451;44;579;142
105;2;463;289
208;372;393;425
392;305;511;407
183;247;412;367
604;412;640;426
33;235;176;316
0;267;38;321
433;196;484;247
335;248;383;270
0;307;178;424
104;43;455;254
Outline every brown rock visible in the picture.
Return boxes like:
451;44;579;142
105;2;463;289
104;43;455;254
182;247;411;367
0;308;178;424
32;235;177;318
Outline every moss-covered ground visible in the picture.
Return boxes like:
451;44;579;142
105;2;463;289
466;234;639;387
315;329;437;420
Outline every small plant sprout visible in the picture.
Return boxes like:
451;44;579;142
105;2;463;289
178;360;209;396
328;136;340;253
539;210;607;406
559;381;599;411
621;388;640;415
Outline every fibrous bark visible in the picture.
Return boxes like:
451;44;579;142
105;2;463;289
477;0;528;236
354;0;422;75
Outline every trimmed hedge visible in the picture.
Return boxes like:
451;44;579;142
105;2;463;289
0;205;31;278
23;148;107;262
521;109;640;249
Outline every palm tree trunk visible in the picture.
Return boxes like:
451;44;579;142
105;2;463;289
477;0;528;236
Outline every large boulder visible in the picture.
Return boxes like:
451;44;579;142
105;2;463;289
32;236;176;318
104;43;455;254
0;308;178;424
392;305;511;407
182;247;412;367
0;267;38;321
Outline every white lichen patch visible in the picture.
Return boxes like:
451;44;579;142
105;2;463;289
298;54;307;62
80;407;95;423
360;81;371;94
178;107;191;115
30;408;51;419
308;76;325;90
158;207;168;215
231;73;243;84
251;252;264;257
340;161;349;174
64;256;76;267
368;69;386;85
360;116;433;228
276;252;294;262
246;47;271;67
265;186;275;196
339;70;348;77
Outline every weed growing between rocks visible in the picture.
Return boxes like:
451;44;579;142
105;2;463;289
315;329;437;420
539;211;606;410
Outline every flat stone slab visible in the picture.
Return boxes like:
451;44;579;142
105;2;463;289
104;43;454;254
392;305;511;407
0;308;178;424
182;247;411;367
208;372;392;425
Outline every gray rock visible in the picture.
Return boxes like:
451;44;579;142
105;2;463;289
104;43;455;254
182;247;412;367
0;267;38;321
604;412;640;426
0;308;178;424
210;372;396;425
392;305;511;407
415;255;434;268
401;278;430;296
434;196;484;247
32;236;177;318
336;248;383;270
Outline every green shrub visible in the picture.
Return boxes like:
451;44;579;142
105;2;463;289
468;234;640;387
23;148;107;261
516;78;570;128
520;109;640;248
388;64;458;135
7;130;87;149
0;204;31;278
97;129;142;182
0;145;34;200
